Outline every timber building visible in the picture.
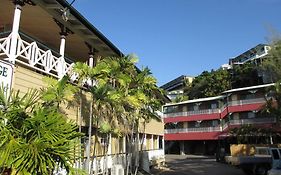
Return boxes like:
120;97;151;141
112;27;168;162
0;0;165;174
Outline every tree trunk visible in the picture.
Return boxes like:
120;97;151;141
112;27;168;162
134;120;140;175
86;102;93;174
78;90;83;169
91;119;99;175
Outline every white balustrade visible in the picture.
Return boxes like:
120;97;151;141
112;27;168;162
146;149;165;162
163;108;220;118
228;98;266;106
0;32;73;79
73;150;164;175
165;126;221;134
163;98;266;118
229;117;276;125
165;117;276;134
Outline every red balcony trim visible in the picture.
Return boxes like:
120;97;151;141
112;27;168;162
164;113;220;123
164;103;265;123
164;132;221;140
228;103;264;114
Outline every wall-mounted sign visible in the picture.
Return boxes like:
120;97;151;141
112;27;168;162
0;60;13;96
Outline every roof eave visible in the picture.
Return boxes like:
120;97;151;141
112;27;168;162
56;0;123;57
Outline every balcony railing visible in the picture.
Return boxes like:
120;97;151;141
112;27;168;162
165;126;221;134
221;117;276;131
229;117;276;125
0;31;74;79
71;149;164;174
163;98;266;119
228;98;266;106
146;149;165;162
163;108;220;118
165;117;276;134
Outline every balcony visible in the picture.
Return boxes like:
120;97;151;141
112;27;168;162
165;126;221;134
0;31;74;78
163;108;220;118
221;117;276;130
165;117;276;135
229;117;276;126
163;97;267;121
228;98;266;106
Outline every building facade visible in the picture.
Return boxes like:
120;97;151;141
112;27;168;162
0;0;164;174
163;83;279;155
160;75;193;100
228;44;270;67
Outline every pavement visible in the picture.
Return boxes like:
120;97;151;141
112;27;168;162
151;154;246;175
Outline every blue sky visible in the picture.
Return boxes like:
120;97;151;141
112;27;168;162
69;0;281;86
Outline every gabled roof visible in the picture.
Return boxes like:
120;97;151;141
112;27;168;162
222;83;274;94
164;95;225;107
164;83;275;107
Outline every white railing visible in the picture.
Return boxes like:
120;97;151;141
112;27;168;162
228;98;266;106
163;98;266;119
75;153;128;175
72;149;165;175
0;32;74;78
146;149;165;161
229;117;276;125
163;108;220;118
165;118;276;134
165;126;221;134
221;117;276;131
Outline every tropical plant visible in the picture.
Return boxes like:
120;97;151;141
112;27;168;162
0;77;83;175
229;125;279;144
260;40;281;125
72;55;164;175
231;63;262;88
185;68;230;99
262;39;281;82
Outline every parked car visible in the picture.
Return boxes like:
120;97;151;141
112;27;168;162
267;148;281;175
267;168;281;175
225;147;281;175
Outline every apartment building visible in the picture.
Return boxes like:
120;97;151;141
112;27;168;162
227;44;273;86
163;83;279;155
160;75;193;100
0;0;164;174
229;44;270;66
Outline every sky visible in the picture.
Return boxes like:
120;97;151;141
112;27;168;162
69;0;281;86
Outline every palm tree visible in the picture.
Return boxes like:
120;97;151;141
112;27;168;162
0;78;83;175
72;55;164;175
73;59;122;175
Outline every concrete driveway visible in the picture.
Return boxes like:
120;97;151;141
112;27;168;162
152;155;245;175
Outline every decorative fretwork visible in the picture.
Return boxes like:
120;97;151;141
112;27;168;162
0;33;73;79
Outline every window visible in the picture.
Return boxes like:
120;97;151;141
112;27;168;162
100;137;108;146
246;93;255;99
212;120;219;127
159;136;163;149
239;112;248;119
272;149;280;160
211;103;217;109
119;138;124;153
195;121;201;127
248;112;255;119
163;105;178;114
